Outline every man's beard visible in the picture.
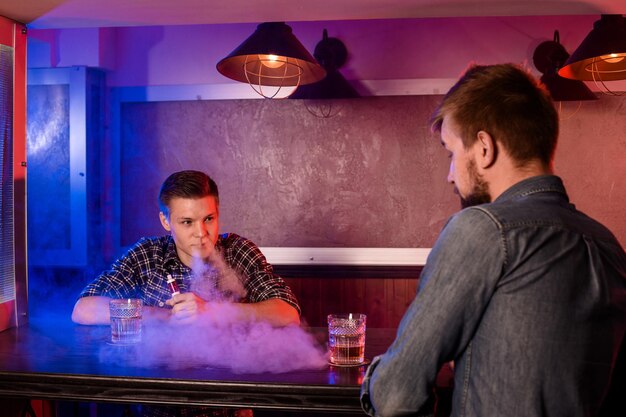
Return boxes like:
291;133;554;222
458;159;491;209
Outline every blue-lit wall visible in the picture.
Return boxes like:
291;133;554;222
26;67;105;319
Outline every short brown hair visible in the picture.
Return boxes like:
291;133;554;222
158;170;219;216
431;64;558;167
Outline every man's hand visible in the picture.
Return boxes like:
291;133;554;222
163;294;299;327
165;292;207;324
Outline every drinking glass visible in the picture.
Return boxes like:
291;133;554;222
109;298;143;344
327;313;366;365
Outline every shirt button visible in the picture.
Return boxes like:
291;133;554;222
158;301;164;307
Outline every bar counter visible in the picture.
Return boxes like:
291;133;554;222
0;318;402;413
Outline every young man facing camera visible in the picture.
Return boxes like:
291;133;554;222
72;170;299;327
72;170;300;417
360;64;625;417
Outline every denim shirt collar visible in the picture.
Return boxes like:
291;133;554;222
494;174;569;204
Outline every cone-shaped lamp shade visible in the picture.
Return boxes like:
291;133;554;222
558;14;626;81
216;22;326;88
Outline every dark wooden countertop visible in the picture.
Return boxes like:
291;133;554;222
0;318;402;413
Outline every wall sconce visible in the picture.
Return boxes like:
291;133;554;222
289;29;359;118
558;14;626;94
533;30;597;102
216;22;327;99
290;29;359;100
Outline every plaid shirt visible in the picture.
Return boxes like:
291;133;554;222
79;233;300;314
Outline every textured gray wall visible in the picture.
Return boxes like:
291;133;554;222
119;95;626;249
120;96;459;248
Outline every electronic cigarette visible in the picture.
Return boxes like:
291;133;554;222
166;274;181;296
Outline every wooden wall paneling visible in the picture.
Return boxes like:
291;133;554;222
324;278;343;319
283;276;419;328
308;277;324;328
394;278;418;326
364;277;386;328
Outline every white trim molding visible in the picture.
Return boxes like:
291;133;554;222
111;78;460;103
260;247;431;266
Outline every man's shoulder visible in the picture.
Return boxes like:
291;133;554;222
132;235;171;247
219;232;257;248
127;235;172;255
446;206;502;230
431;209;503;253
219;233;265;259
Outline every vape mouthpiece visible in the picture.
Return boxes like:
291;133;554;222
166;274;181;296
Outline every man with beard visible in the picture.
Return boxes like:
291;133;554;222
360;64;626;417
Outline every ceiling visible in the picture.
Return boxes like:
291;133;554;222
2;0;625;29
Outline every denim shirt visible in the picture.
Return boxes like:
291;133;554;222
360;175;626;417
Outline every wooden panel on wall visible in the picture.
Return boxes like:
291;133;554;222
283;275;419;328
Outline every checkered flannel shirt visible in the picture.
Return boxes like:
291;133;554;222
79;233;300;314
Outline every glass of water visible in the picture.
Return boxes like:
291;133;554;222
109;298;143;344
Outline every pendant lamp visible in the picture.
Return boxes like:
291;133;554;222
558;15;626;84
216;22;327;99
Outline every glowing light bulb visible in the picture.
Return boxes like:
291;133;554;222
260;54;286;69
600;53;625;64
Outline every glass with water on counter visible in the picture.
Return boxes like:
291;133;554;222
328;313;366;365
109;298;143;344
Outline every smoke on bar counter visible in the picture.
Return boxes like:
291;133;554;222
99;249;329;373
101;319;329;373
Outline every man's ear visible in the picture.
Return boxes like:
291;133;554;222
159;211;171;232
476;131;496;169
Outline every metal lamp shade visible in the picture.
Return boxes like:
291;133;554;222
558;14;626;81
216;22;326;88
